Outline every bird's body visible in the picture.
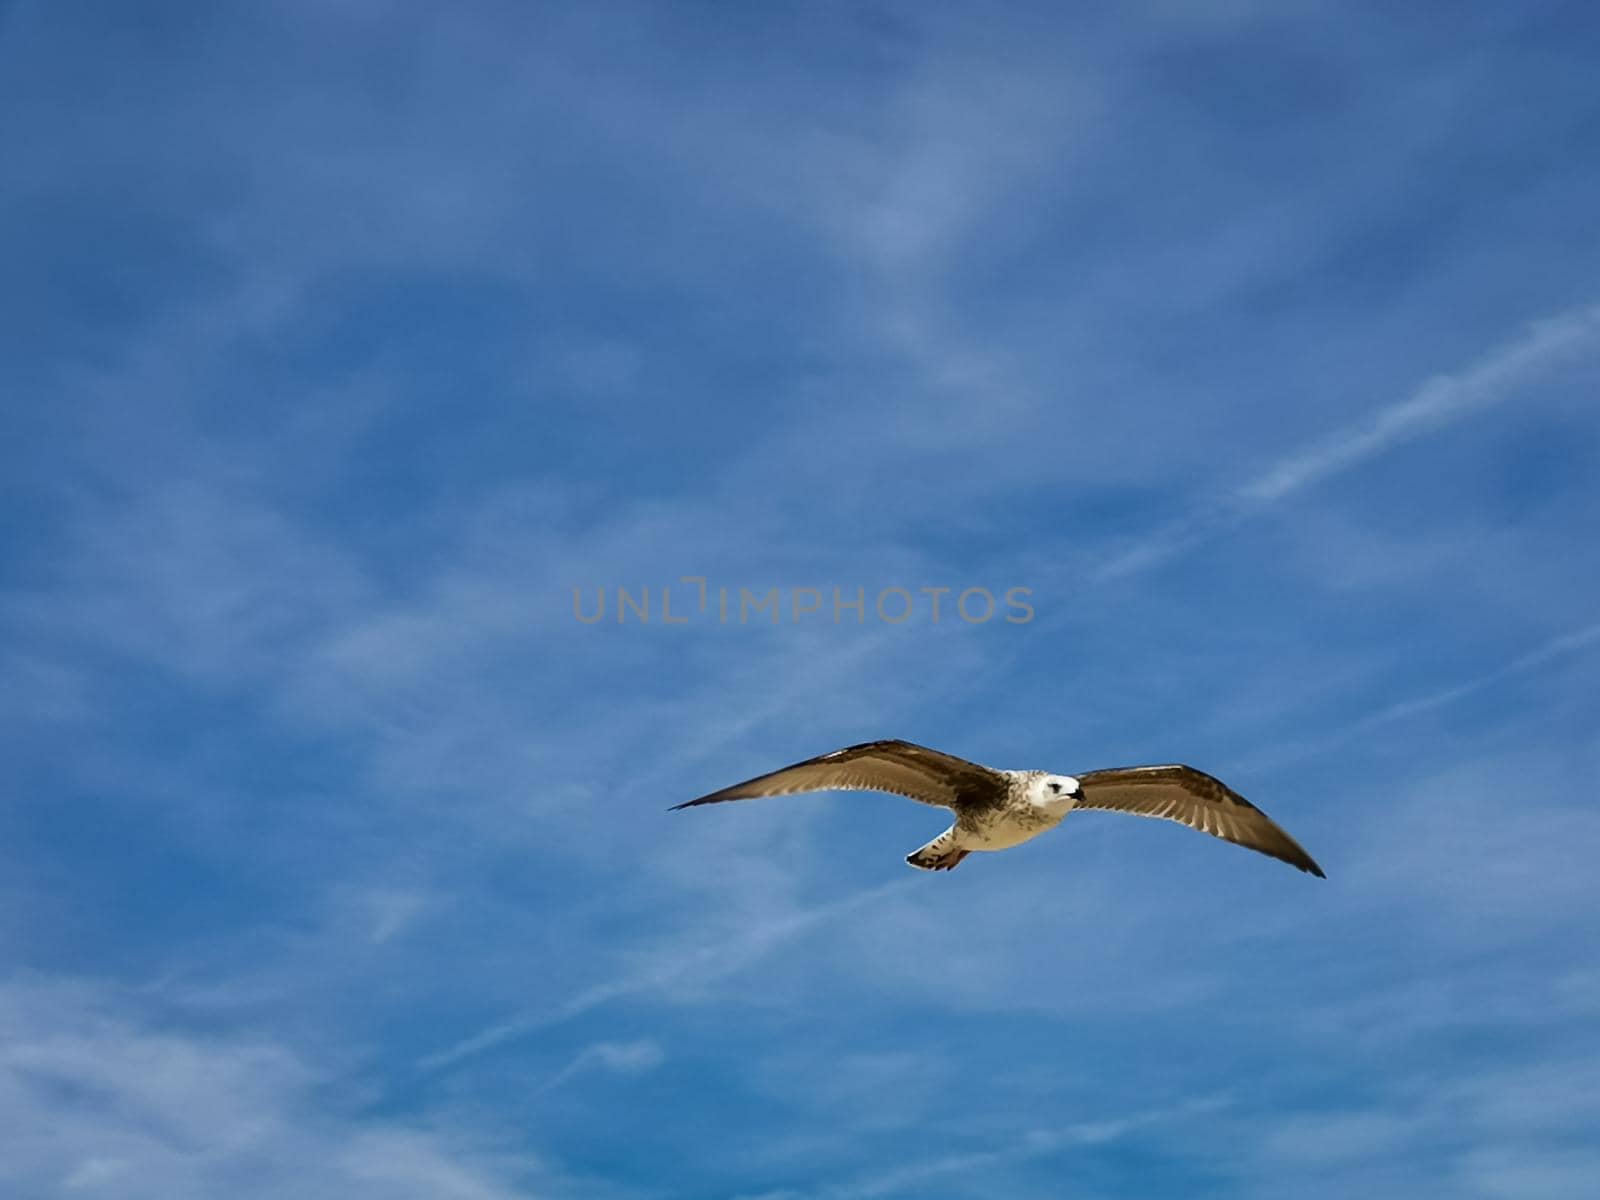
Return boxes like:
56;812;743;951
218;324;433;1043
672;739;1324;877
960;771;1071;847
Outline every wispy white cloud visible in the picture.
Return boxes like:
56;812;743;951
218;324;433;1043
833;1094;1229;1199
1351;620;1600;728
538;1039;664;1094
418;879;910;1073
339;886;434;947
1242;1046;1600;1200
1251;618;1600;771
1237;305;1600;504
1094;303;1600;580
0;977;580;1200
1458;1146;1600;1200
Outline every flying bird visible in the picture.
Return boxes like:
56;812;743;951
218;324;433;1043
672;739;1324;877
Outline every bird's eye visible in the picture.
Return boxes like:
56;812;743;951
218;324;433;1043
1047;782;1061;794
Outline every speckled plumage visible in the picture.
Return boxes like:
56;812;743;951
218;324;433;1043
672;739;1324;877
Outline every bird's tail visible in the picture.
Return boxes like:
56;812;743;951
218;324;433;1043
906;827;969;872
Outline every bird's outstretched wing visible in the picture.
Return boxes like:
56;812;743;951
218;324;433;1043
671;739;1007;812
1076;765;1325;877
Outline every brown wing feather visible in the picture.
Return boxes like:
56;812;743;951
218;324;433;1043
1076;765;1325;877
671;739;1007;813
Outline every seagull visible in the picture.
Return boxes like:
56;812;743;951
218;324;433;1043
671;739;1324;877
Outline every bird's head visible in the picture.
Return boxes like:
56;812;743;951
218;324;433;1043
1031;773;1084;813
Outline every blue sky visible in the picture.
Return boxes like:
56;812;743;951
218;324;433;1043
3;1;1600;1196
